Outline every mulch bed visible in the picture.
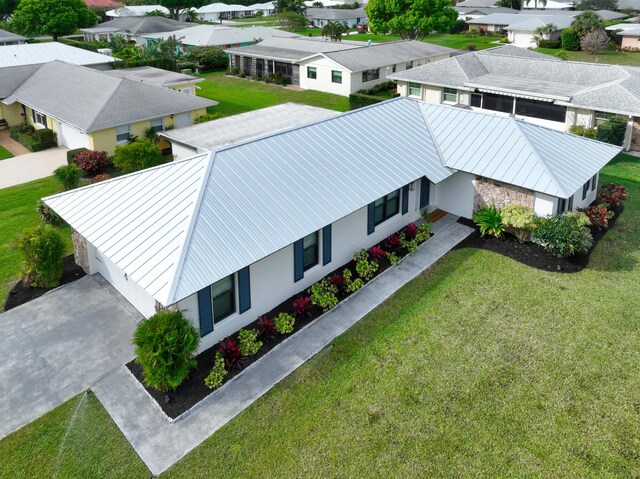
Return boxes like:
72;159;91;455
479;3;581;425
453;204;623;273
4;255;86;311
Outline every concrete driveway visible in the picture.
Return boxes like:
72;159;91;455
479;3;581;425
0;275;142;439
0;147;68;189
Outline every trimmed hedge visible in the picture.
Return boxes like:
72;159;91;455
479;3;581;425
10;126;56;152
596;117;627;146
59;38;109;52
349;93;383;110
538;39;562;49
561;28;581;51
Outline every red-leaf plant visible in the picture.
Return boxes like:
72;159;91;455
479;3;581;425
598;184;627;207
384;233;402;253
403;223;418;240
329;273;345;287
368;245;387;261
581;204;614;230
257;315;275;339
292;296;312;317
217;337;243;370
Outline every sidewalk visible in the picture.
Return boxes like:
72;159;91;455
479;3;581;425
93;218;473;476
0;147;68;189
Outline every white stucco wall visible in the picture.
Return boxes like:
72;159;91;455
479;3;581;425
432;172;476;219
533;193;556;217
178;183;423;352
170;141;198;160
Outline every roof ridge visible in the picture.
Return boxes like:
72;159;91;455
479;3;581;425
415;102;451;169
85;75;126;133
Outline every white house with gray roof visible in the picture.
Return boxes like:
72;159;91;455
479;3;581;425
389;45;640;150
0;28;27;46
81;16;192;44
304;7;368;27
44;98;619;350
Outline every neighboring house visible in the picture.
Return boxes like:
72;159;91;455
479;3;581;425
195;3;253;21
43;97;620;351
226;37;455;95
160;103;338;159
389;45;640;149
304;7;368;28
248;2;276;16
81;17;192;44
143;25;297;51
617;27;640;49
507;15;574;47
0;29;27;46
106;5;172;18
0;61;215;154
103;67;204;94
521;0;574;9
617;0;640;11
83;0;121;10
454;7;519;21
456;0;501;7
0;42;117;70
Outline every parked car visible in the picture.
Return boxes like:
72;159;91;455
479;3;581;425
356;24;368;33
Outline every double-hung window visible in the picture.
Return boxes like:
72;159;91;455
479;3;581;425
443;87;458;103
302;232;319;271
211;275;235;322
408;82;422;98
307;66;317;79
116;124;131;144
149;117;163;133
331;70;342;84
374;190;400;226
32;109;47;127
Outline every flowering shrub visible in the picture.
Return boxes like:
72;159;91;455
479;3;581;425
257;315;275;338
292;296;312;317
238;328;262;356
599;184;627;207
532;213;593;258
91;173;111;184
204;352;227;390
309;279;339;311
580;204;614;230
72;150;110;175
218;337;243;370
368;245;387;261
275;312;295;334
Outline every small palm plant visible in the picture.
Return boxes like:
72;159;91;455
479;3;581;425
473;205;505;238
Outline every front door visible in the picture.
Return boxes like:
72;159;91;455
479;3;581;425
420;177;430;209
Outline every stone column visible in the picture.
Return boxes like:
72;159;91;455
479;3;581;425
71;229;90;274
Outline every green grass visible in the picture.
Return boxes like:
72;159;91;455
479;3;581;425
0;392;149;479
422;33;501;50
0;176;72;310
1;155;639;477
0;145;14;161
197;71;349;116
536;47;640;67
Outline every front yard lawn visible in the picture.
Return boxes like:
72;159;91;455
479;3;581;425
0;176;72;310
536;47;640;67
0;145;14;160
196;71;350;116
1;154;639;477
346;33;499;50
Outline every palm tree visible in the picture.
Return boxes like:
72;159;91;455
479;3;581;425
322;21;349;42
525;0;548;9
534;22;557;45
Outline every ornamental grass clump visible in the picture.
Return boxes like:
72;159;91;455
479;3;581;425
14;225;65;288
532;213;593;259
238;328;262;356
133;310;200;392
473;205;505;238
501;204;535;243
204;352;227;390
54;163;81;191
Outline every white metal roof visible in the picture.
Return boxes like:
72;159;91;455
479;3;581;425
106;5;170;16
196;2;252;13
0;43;117;68
44;98;620;306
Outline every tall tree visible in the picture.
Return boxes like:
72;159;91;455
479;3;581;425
11;0;97;40
157;0;208;20
571;10;605;38
365;0;457;40
576;0;617;10
0;0;19;21
495;0;521;8
275;0;305;14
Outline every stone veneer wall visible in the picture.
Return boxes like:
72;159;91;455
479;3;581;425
473;177;535;210
154;301;178;314
71;229;90;274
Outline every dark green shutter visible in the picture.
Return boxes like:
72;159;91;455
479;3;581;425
197;286;213;337
367;202;375;235
568;195;574;211
238;266;251;313
419;177;430;208
294;239;304;282
322;225;331;265
401;185;409;214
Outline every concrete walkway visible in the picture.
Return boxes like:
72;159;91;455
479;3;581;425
0;276;142;439
93;218;473;475
0;147;68;189
0;130;29;156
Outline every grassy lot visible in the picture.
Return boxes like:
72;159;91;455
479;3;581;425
536;47;640;67
197;71;350;116
1;154;639;477
346;33;500;50
0;176;72;310
0;145;13;161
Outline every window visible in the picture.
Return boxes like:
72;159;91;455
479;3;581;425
302;232;319;271
582;180;590;200
591;173;597;191
557;198;566;214
256;58;264;75
515;98;566;123
470;92;483;108
181;87;193;95
31;109;46;126
362;68;379;82
149;117;163;133
443;87;458;103
307;66;317;80
392;64;396;73
595;110;619;126
406;61;413;70
483;92;514;114
274;62;292;77
331;70;342;84
211;275;235;322
408;82;421;98
116;124;131;143
568;195;574;211
374;190;400;226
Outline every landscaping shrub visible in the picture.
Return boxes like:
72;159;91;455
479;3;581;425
532;213;593;258
501;204;535;243
132;310;200;392
354;249;378;280
91;173;112;183
10;126;55;151
564;211;591;227
217;337;243;370
36;200;62;225
464;28;480;38
538;39;562;49
595;117;627;146
292;295;312;317
473;205;505;238
343;268;364;293
328;272;346;289
598;183;627;207
237;328;262;356
388;252;400;265
450;19;466;34
186;46;227;71
561;27;581;51
569;124;596;139
357;81;397;96
274;312;295;334
257;315;276;338
204;352;227;390
309;278;339;311
466;43;477;51
14;225;65;288
368;245;387;261
112;140;164;173
194;112;225;124
500;36;509;43
349;93;384;110
384;233;402;254
580;204;614;229
54;164;81;191
72;149;110;175
66;147;87;165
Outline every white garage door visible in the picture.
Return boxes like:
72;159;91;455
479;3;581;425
175;112;191;129
57;121;91;149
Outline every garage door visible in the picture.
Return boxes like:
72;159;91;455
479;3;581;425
57;121;91;149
